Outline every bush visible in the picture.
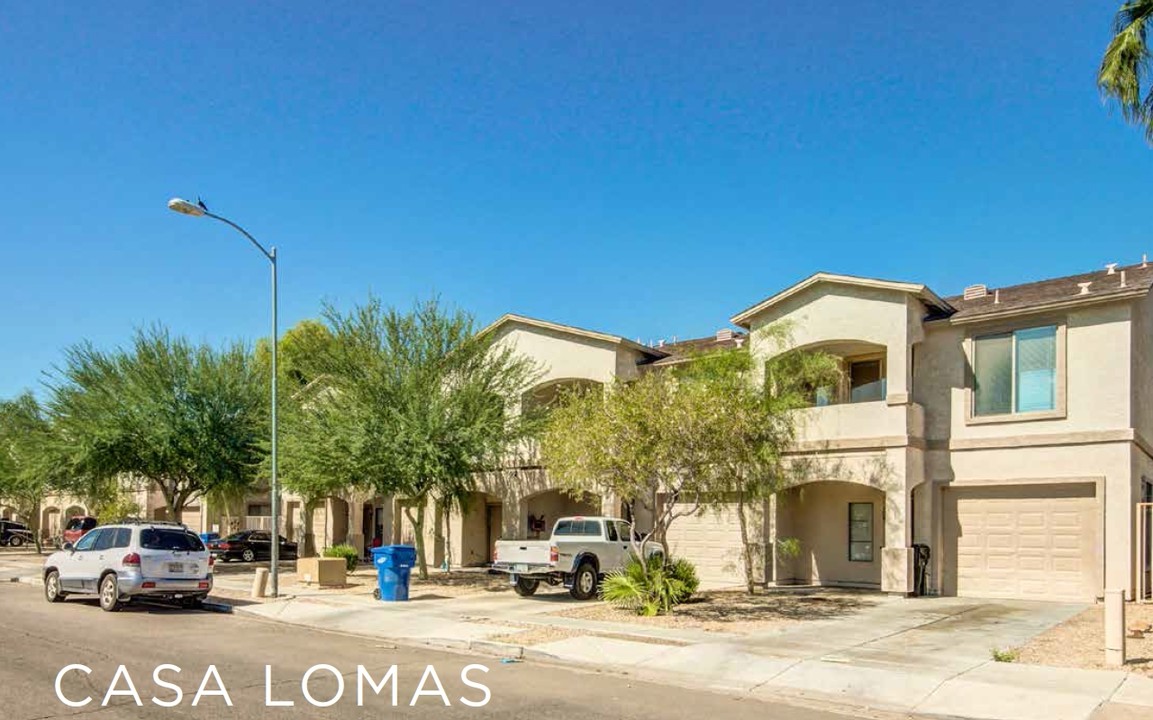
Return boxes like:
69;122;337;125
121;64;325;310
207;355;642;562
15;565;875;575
990;647;1018;663
601;554;700;616
324;544;360;572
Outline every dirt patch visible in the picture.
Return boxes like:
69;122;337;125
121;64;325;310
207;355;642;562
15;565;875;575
408;571;512;597
1016;603;1153;677
555;589;877;633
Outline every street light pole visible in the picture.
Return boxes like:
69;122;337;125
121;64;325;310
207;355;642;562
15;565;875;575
167;197;281;598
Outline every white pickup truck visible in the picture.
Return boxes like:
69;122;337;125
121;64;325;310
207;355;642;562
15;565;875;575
491;516;663;600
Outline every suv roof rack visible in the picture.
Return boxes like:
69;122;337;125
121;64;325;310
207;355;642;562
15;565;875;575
116;517;188;527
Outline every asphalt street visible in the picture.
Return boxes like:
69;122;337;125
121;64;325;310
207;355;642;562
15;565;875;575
0;582;865;720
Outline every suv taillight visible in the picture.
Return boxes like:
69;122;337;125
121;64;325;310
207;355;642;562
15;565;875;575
122;553;141;567
550;546;558;563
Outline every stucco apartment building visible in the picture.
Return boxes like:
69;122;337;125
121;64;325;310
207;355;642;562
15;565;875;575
12;260;1150;603
433;258;1153;602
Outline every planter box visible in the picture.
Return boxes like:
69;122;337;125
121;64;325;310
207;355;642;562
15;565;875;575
297;557;346;587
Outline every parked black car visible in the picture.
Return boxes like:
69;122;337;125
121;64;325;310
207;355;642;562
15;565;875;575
207;530;297;562
0;520;32;547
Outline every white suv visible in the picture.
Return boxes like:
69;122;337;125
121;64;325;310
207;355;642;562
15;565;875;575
43;521;213;611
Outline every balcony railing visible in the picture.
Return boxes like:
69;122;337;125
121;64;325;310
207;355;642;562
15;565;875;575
794;400;924;447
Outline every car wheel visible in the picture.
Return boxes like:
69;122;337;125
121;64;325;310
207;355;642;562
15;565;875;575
99;574;121;612
514;577;539;597
9;535;23;548
241;548;255;563
44;570;66;603
569;562;598;601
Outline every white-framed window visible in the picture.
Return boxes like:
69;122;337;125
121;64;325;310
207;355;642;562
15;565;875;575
973;325;1057;416
848;502;874;562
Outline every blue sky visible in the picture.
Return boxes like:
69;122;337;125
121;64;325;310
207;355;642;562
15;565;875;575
0;2;1148;398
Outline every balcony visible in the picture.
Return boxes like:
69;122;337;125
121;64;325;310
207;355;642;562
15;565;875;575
794;400;924;449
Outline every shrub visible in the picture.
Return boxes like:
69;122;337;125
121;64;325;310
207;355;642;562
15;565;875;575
601;554;700;616
324;544;360;572
990;647;1018;663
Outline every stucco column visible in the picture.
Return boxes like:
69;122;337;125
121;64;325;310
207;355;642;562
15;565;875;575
766;494;779;585
880;447;915;594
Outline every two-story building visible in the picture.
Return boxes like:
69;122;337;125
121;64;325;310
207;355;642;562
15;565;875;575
55;259;1148;603
431;260;1153;602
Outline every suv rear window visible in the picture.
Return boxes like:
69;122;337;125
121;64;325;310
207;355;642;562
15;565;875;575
140;529;205;552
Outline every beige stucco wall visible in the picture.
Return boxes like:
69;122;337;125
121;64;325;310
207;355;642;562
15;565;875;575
776;481;886;587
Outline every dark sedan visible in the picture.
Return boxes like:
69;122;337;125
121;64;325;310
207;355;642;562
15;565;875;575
207;530;297;563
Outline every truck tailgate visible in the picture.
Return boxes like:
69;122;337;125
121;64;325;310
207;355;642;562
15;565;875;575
493;540;551;566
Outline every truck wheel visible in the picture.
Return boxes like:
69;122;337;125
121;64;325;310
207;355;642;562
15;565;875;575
569;562;598;600
513;577;539;597
8;535;23;548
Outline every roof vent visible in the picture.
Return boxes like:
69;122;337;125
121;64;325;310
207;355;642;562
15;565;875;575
1077;281;1092;295
1106;263;1118;275
963;284;988;300
716;328;734;342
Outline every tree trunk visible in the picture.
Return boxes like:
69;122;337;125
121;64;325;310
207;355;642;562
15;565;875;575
736;491;756;595
30;497;43;555
301;500;317;557
404;500;429;580
441;502;452;573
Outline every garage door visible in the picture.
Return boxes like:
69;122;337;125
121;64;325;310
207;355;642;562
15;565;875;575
943;483;1098;602
662;502;745;589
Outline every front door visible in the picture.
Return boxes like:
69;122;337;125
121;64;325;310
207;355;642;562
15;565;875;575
62;529;104;592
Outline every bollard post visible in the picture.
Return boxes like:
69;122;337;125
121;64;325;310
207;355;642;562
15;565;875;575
1104;588;1125;666
252;567;270;599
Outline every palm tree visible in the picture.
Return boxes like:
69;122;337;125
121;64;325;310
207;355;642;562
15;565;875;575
1099;1;1153;140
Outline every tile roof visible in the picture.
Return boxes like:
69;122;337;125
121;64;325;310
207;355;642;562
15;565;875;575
941;261;1153;322
644;331;747;367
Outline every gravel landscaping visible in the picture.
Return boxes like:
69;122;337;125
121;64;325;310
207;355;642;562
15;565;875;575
1016;603;1153;676
554;588;878;633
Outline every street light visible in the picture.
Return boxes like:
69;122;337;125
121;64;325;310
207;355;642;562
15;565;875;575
167;197;281;598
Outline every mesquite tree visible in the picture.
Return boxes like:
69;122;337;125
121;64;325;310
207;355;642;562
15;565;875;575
44;326;268;523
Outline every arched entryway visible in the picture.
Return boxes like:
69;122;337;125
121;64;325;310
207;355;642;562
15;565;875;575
0;505;14;520
454;492;503;567
63;504;86;519
774;481;885;588
42;506;61;541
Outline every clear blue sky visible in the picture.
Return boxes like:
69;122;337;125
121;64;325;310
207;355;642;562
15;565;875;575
0;2;1148;398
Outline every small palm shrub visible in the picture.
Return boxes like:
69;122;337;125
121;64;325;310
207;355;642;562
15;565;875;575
601;554;700;616
324;544;360;572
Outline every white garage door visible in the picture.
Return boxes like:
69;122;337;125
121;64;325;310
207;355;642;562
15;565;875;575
181;506;202;534
944;483;1098;602
663;503;745;589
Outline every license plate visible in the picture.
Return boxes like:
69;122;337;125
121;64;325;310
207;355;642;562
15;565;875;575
513;563;527;573
168;562;183;573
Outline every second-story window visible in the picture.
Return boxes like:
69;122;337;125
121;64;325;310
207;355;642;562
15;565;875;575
849;359;885;403
973;325;1057;416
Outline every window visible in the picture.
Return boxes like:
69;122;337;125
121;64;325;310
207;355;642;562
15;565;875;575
973;325;1057;416
848;503;873;562
247;504;272;517
552;519;601;536
93;529;117;552
74;530;101;551
616;521;635;542
605;522;618;541
849;359;885;403
140;529;205;551
110;528;131;548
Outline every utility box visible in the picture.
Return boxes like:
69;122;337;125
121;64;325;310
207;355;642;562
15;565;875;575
298;557;347;587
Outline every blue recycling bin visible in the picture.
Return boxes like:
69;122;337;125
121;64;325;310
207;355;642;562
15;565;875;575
371;545;417;601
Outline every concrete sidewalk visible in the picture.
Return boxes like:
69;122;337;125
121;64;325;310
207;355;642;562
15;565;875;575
232;590;1153;720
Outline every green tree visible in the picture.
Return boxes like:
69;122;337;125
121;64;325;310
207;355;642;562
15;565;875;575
255;318;335;390
279;298;540;578
0;393;57;553
1099;1;1153;140
44;326;269;523
541;325;838;592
